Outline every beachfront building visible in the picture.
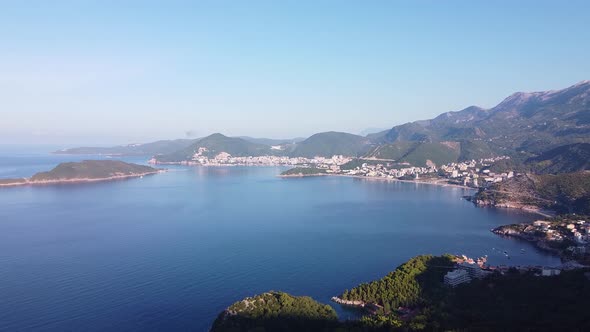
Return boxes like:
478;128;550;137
458;262;486;279
444;269;471;287
541;268;561;277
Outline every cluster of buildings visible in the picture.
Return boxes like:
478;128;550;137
153;149;352;167
439;157;513;187
189;149;352;167
442;252;586;287
327;156;513;188
516;219;590;255
444;256;489;287
155;149;515;189
342;163;435;179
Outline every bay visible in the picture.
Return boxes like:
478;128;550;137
0;147;559;331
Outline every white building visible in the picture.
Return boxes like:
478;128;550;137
458;262;486;279
541;268;561;277
444;269;471;287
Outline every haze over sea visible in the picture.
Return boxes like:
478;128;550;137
0;146;559;331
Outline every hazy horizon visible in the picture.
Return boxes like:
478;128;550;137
2;1;590;145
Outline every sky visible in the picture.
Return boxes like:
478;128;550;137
1;1;589;145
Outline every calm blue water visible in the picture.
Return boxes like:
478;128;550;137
0;146;560;331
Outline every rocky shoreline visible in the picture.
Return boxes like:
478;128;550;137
466;195;556;218
492;224;564;258
278;173;328;178
330;296;366;308
333;174;473;190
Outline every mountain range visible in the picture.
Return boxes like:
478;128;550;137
366;80;590;166
57;80;590;170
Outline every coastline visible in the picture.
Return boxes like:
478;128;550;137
278;173;328;178
469;197;557;218
492;205;556;218
275;170;474;190
492;226;563;257
290;173;560;218
333;174;473;190
0;170;163;188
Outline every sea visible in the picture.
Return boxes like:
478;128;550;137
0;145;560;331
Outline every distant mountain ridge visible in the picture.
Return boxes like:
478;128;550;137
237;136;305;146
367;80;590;166
155;133;277;162
57;80;590;168
289;131;373;158
55;139;195;156
56;136;303;157
154;131;374;162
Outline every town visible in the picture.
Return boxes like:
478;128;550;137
328;156;512;188
493;218;590;265
150;148;515;189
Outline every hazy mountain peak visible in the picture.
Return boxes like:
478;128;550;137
205;133;229;139
496;91;543;110
497;80;590;110
572;79;590;87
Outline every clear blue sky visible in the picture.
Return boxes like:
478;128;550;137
1;0;589;144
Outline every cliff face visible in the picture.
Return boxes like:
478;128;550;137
472;172;590;214
492;224;529;237
472;197;545;212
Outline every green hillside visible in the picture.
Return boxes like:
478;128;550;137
372;81;590;163
366;141;417;161
155;133;276;162
401;142;460;166
210;291;338;332
365;141;487;167
209;255;590;331
473;172;590;214
525;143;590;174
340;255;455;311
290;131;373;157
30;160;157;181
280;167;327;176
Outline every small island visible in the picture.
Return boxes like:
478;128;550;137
0;160;161;187
279;167;328;177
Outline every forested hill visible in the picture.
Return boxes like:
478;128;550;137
525;143;590;174
339;255;455;312
0;160;159;187
30;160;158;181
155;133;277;162
210;291;338;332
209;255;590;331
366;80;590;166
288;131;374;158
473;171;590;214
